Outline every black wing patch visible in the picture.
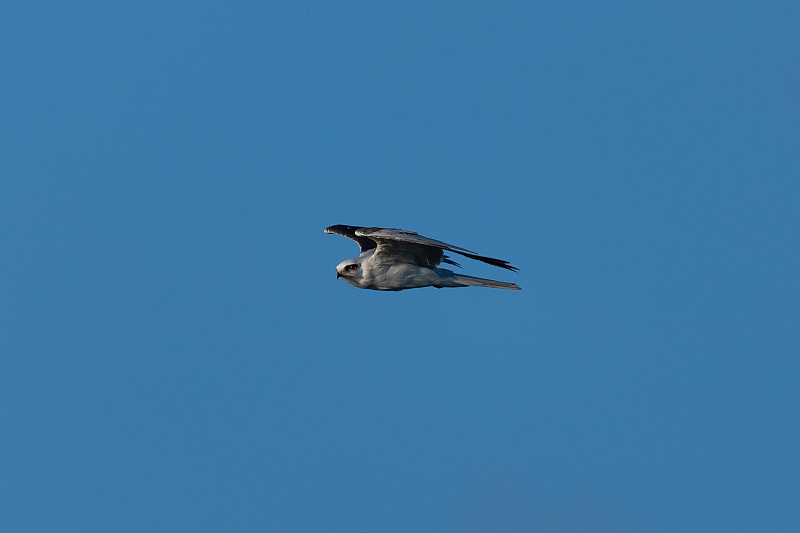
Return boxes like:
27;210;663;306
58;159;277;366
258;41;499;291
324;225;377;253
452;250;518;272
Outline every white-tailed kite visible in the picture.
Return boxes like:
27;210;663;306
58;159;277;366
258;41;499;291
325;225;520;291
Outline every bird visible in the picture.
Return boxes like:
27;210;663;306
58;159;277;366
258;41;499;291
324;225;520;291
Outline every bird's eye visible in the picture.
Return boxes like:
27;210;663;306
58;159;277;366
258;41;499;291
348;264;358;271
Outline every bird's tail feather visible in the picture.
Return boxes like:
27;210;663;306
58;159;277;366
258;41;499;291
450;273;521;290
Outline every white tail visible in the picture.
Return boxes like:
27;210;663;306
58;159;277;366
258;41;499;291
450;273;521;290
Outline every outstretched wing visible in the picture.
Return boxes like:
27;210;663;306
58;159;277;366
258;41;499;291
324;225;377;253
356;227;519;272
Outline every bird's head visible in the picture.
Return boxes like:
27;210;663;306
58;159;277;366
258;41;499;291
335;258;364;286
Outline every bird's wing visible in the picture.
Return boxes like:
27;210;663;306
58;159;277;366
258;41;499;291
324;225;378;253
357;227;518;271
356;227;445;267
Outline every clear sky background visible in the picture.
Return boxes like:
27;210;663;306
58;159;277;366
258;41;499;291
2;1;799;532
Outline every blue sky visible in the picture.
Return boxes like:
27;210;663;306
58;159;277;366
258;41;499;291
2;1;799;531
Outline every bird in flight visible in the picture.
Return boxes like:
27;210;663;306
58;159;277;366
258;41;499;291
325;225;520;291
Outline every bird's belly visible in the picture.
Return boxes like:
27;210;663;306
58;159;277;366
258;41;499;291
366;263;442;290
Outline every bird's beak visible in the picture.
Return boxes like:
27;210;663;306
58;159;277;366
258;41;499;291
336;271;341;279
